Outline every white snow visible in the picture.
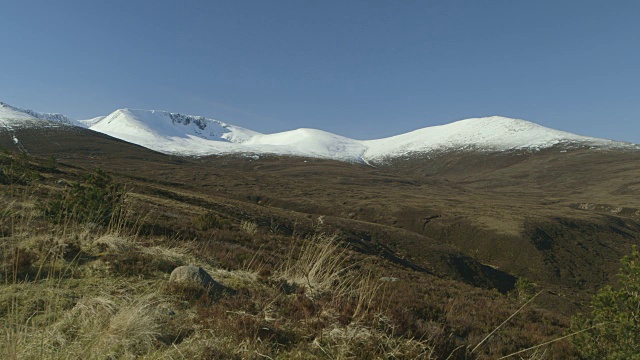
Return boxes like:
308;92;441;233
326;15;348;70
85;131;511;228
0;102;81;127
77;116;106;128
86;109;261;156
2;101;637;163
84;109;632;162
241;128;367;161
361;116;623;161
0;103;38;121
84;109;367;160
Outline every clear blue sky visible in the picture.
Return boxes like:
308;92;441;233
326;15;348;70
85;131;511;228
2;0;639;143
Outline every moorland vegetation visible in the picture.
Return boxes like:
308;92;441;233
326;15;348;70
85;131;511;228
1;148;638;359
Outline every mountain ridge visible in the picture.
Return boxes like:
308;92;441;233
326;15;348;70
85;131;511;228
0;101;78;126
1;101;637;162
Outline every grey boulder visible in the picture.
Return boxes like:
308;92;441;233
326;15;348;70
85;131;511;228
169;265;219;290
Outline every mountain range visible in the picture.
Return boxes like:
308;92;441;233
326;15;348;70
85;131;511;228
1;101;637;162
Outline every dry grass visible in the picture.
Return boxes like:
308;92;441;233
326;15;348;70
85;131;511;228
313;319;437;359
278;233;353;298
277;233;385;322
0;151;585;359
63;293;164;357
0;204;575;359
240;220;259;235
2;286;168;359
0;185;166;359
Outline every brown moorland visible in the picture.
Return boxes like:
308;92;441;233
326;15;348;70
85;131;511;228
1;123;639;358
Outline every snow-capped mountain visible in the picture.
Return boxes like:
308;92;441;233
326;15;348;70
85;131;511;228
361;116;624;160
0;102;78;127
85;109;260;156
1;101;636;162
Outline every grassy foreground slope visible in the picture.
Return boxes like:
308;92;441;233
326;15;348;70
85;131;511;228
0;148;584;359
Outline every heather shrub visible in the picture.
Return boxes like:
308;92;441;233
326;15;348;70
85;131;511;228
514;276;538;303
44;168;126;226
570;245;640;359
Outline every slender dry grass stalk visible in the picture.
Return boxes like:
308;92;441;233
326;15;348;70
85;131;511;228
350;271;384;320
498;322;609;359
241;244;266;274
470;290;544;354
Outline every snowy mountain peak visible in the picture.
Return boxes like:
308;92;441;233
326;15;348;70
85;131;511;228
360;115;623;161
86;108;261;155
0;101;76;125
441;116;570;136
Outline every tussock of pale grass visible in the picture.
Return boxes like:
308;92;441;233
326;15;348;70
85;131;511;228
207;267;257;289
100;294;164;354
148;329;247;359
279;233;351;297
314;320;436;359
240;220;258;235
90;234;137;254
1;192;171;359
278;233;384;319
140;244;195;267
39;293;166;358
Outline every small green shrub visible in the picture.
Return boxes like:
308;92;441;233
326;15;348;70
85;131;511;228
46;155;58;171
570;245;640;359
514;277;537;303
44;168;126;226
